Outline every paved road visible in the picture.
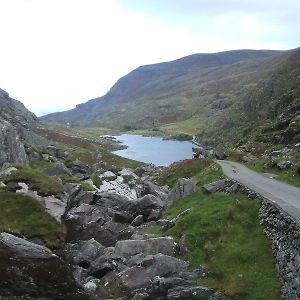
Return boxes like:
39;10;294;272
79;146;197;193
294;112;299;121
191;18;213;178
216;160;300;220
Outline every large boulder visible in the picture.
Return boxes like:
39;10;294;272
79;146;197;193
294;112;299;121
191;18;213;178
62;238;105;268
134;194;164;219
167;178;195;206
202;179;232;194
43;161;72;177
0;119;28;166
0;232;87;299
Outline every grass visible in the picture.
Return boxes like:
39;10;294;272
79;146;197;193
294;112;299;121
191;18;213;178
3;167;64;197
155;158;224;188
151;191;281;299
0;192;66;249
150;159;281;299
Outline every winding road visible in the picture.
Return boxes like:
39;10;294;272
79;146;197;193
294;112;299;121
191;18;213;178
216;160;300;220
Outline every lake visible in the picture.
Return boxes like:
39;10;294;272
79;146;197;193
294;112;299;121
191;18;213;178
112;134;195;166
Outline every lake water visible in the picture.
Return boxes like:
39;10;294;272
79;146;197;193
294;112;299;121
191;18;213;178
112;134;195;166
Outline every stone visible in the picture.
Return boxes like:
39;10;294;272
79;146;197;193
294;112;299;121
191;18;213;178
131;215;144;227
16;183;67;222
242;153;257;162
114;237;176;258
143;180;168;200
0;166;17;178
202;179;231;194
167;286;214;299
0;233;87;299
98;266;151;298
43;161;72;177
71;159;90;174
134;195;164;218
277;160;292;169
167;178;195;206
63;238;105;268
0;119;28;166
97;176;138;200
145;254;188;278
113;211;135;223
214;150;227;160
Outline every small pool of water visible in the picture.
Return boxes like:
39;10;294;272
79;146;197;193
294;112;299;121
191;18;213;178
112;134;196;166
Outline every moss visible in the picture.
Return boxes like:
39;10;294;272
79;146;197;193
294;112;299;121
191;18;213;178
0;192;66;249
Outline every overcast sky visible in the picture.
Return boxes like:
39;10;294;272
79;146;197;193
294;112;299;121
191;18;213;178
0;0;299;116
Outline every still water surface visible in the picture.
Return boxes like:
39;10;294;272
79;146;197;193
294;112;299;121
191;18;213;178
112;134;195;166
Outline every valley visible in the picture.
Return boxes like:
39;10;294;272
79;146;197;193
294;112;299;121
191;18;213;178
0;47;300;299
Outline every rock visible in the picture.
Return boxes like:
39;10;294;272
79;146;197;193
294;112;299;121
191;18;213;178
0;166;17;177
214;150;227;160
0;119;28;166
167;178;195;206
16;183;67;222
100;170;117;178
145;254;188;278
167;286;214;299
277;160;292;169
119;168;139;179
62;238;105;268
43;161;72;177
64;183;83;206
71;159;90;174
98;266;152;298
143;180;168;200
114;211;135;223
114;237;176;258
131;215;144;227
134;194;164;218
242;153;257;162
202;179;231;193
47;145;69;159
98;176;138;200
162;208;192;231
147;209;162;221
0;232;87;299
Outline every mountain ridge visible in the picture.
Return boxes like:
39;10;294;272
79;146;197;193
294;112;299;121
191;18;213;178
40;48;299;146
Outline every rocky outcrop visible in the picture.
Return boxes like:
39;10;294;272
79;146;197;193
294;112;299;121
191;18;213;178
0;232;88;299
0;119;28;166
259;201;300;299
0;88;39;167
166;178;195;206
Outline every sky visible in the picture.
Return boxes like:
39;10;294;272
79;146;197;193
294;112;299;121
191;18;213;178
0;0;299;116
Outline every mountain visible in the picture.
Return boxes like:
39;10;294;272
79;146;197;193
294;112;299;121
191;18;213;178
0;88;39;165
40;48;300;145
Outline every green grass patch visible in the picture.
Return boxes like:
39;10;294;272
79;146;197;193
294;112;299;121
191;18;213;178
3;167;64;197
152;192;281;299
156;158;223;188
0;192;66;249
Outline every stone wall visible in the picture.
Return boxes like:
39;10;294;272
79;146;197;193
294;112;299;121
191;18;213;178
259;200;300;299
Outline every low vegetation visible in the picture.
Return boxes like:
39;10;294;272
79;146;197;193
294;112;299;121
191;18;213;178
3;167;64;197
0;192;65;249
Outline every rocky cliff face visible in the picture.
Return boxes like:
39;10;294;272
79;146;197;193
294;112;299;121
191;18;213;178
0;88;38;166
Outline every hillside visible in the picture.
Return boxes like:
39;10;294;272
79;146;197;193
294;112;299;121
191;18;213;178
40;49;293;141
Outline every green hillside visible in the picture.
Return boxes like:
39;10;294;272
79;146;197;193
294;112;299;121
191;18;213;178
40;48;300;146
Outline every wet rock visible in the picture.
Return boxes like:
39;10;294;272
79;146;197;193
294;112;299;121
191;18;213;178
0;232;87;299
